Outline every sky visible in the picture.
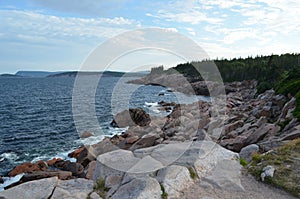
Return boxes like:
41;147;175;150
0;0;300;73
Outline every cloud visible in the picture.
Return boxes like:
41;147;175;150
0;10;141;42
0;9;142;72
145;1;223;25
27;0;130;16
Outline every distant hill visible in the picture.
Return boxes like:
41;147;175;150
15;71;64;77
0;74;22;78
47;71;149;78
1;70;149;78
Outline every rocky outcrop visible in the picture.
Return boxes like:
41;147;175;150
111;108;151;128
8;160;47;177
2;79;299;198
53;160;85;178
90;141;242;198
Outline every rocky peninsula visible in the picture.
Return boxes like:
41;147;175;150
0;74;299;198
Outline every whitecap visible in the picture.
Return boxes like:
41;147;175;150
0;152;19;162
145;102;158;107
0;173;24;192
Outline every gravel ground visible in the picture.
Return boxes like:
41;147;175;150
182;172;298;199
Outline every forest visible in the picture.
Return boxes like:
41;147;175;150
150;53;300;120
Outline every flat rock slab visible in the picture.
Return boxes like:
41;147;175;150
111;177;161;199
203;159;244;191
51;178;94;199
0;177;58;199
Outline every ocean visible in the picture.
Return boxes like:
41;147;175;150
0;76;209;177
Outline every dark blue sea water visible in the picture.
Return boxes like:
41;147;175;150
0;76;208;177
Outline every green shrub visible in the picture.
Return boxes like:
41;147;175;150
94;178;110;199
257;81;273;94
239;158;249;167
160;184;168;199
187;167;198;180
276;79;300;96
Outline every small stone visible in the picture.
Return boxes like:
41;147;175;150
80;131;94;138
261;165;275;181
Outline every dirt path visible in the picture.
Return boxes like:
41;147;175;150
182;172;298;199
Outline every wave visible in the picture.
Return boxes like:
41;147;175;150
145;102;159;107
0;174;24;192
31;149;77;163
75;126;129;146
0;152;19;162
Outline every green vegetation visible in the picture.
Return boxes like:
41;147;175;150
248;139;300;197
239;158;249;167
151;53;300;121
160;184;168;199
274;67;300;121
93;178;110;199
162;53;299;93
187;167;198;180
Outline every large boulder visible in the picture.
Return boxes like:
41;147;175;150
93;149;140;181
157;165;193;198
203;159;244;191
111;108;151;128
51;178;94;199
239;144;259;162
69;138;119;167
0;177;58;199
53;160;85;178
8;160;48;177
129;133;160;151
277;97;296;123
111;177;162;199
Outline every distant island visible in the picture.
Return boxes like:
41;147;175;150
0;70;150;78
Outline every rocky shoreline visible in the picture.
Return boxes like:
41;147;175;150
1;79;299;199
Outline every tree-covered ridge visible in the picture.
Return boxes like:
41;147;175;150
149;53;300;93
163;53;299;85
149;53;300;120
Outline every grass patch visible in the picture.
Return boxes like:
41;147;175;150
251;152;262;164
248;138;300;197
239;158;249;167
160;184;168;199
187;167;198;180
93;178;110;199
